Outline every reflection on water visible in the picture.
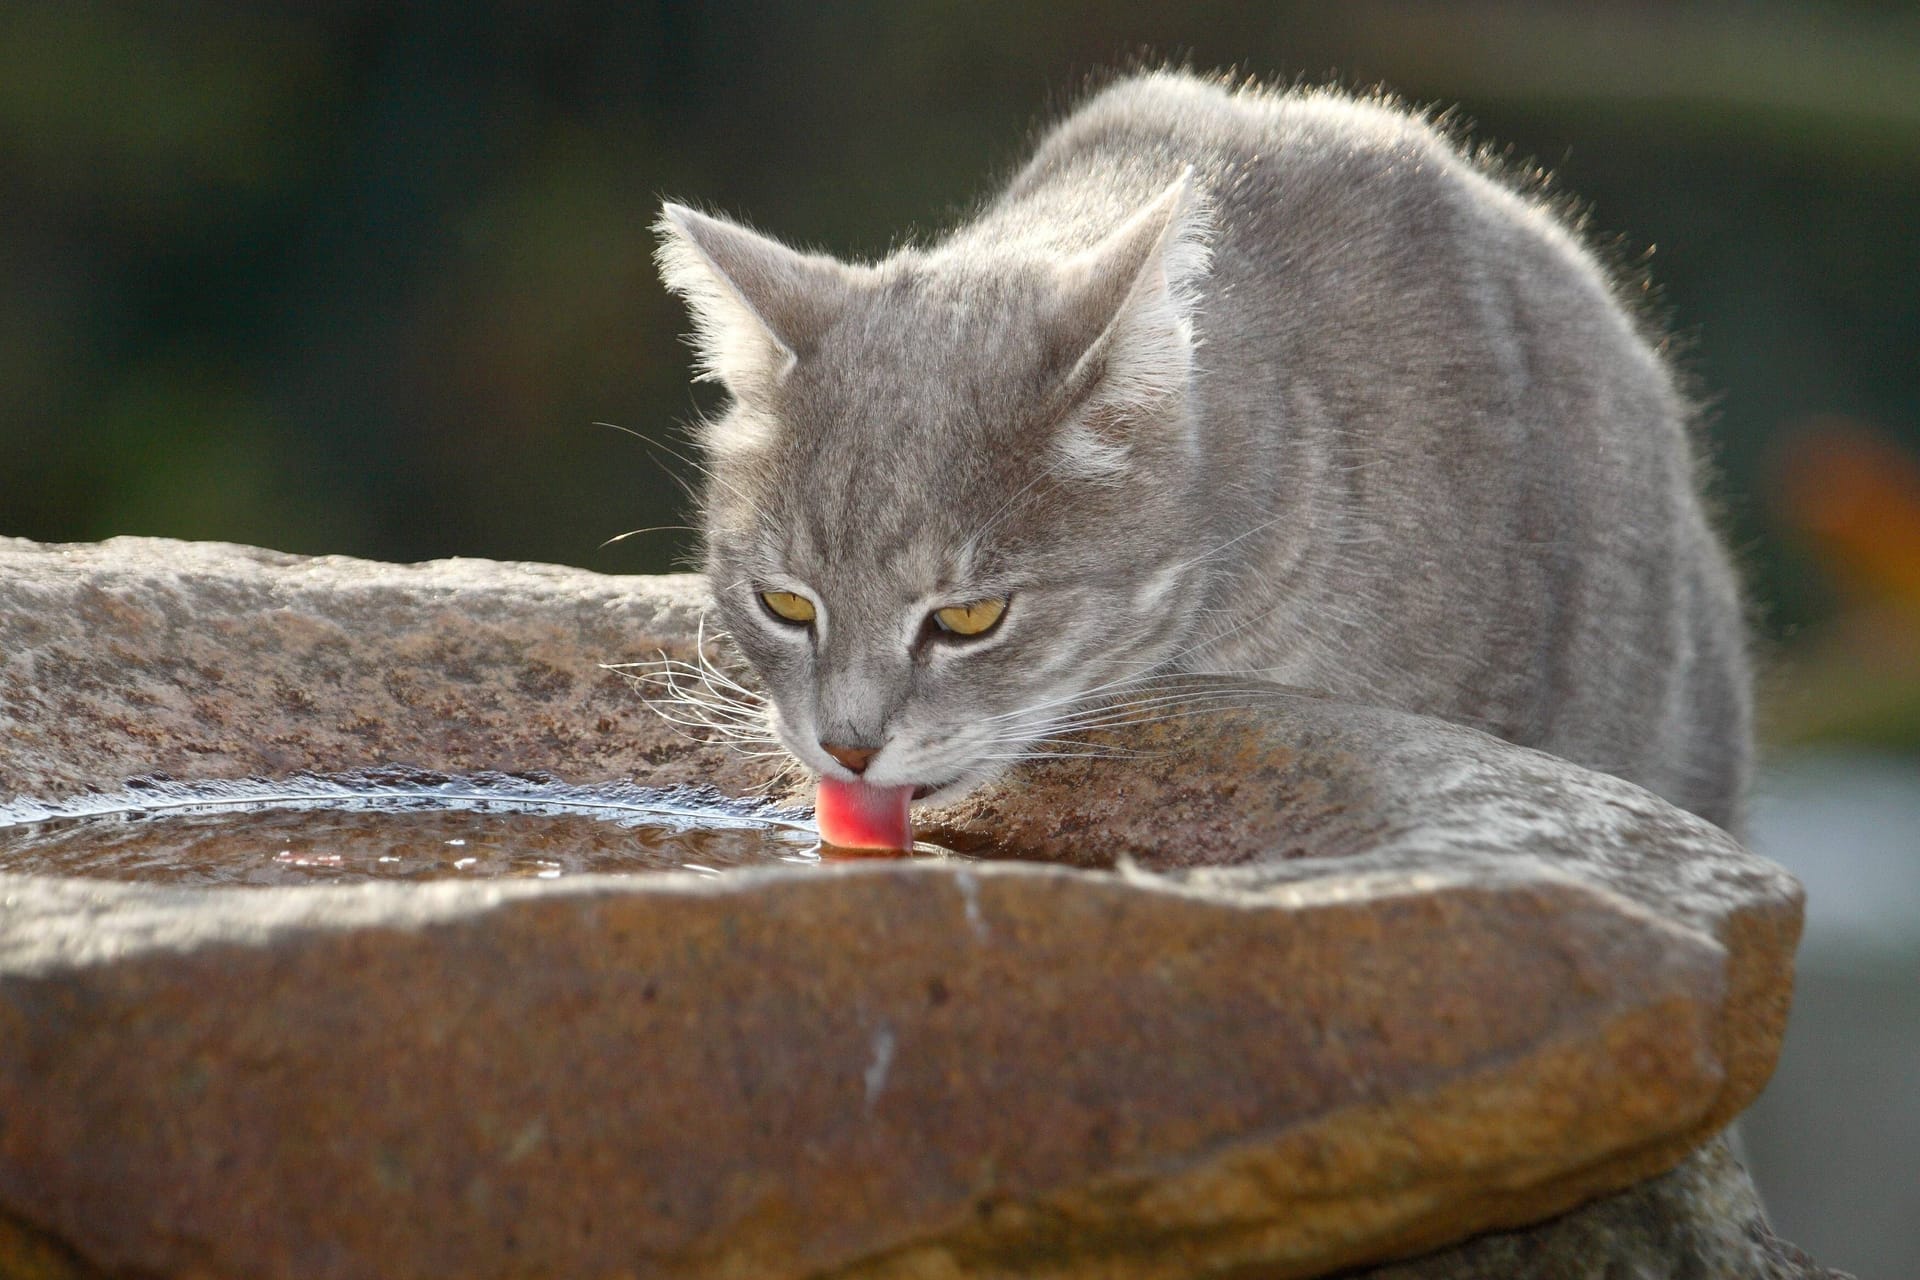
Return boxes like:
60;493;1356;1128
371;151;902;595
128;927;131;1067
0;805;829;886
0;768;870;886
1743;750;1920;1280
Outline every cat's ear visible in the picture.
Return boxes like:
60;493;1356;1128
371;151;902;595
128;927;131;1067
654;203;851;398
1048;171;1212;472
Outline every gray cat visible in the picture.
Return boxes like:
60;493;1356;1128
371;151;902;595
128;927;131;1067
652;70;1751;834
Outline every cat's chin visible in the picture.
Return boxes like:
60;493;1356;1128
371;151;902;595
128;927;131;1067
905;766;1006;809
908;780;970;808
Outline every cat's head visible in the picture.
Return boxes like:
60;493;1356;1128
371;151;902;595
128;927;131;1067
653;175;1215;804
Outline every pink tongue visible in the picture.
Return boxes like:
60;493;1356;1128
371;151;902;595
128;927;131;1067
815;778;915;852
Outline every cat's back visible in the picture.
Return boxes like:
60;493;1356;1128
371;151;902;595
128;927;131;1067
993;71;1557;265
992;72;1636;401
992;72;1753;834
1023;70;1452;177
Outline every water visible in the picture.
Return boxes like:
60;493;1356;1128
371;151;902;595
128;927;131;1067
0;768;851;887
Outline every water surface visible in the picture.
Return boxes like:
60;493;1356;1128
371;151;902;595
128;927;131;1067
0;768;848;887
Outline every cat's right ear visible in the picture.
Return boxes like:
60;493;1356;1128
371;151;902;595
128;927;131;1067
1044;171;1214;475
654;203;852;402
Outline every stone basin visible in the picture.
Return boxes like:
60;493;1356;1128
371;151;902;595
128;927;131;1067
0;538;1829;1278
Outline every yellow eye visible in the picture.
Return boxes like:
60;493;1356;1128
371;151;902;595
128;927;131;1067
932;597;1007;637
760;590;817;625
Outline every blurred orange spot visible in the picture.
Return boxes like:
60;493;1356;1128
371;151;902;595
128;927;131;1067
1775;418;1920;612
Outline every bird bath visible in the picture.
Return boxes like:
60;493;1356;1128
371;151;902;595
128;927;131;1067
0;537;1829;1279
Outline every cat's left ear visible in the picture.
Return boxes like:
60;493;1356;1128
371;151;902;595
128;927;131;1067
654;204;853;400
1047;170;1213;470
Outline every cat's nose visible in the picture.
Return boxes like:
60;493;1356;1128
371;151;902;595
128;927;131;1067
821;742;878;775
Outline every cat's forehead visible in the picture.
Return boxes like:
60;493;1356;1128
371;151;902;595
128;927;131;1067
722;426;1020;597
801;260;1059;425
712;258;1068;587
771;462;994;580
791;513;975;590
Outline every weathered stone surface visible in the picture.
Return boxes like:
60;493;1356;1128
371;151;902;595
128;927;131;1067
914;680;1807;1257
0;537;775;804
0;538;1818;1278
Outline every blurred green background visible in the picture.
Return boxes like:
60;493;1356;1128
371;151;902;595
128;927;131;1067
1;2;1916;1271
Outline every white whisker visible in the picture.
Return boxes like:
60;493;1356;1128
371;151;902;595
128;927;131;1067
603;606;787;762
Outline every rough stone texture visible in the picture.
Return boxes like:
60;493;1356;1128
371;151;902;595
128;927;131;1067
0;537;780;806
914;680;1808;1249
0;539;1829;1279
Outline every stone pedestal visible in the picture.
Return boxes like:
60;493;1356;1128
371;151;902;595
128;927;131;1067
0;539;1841;1278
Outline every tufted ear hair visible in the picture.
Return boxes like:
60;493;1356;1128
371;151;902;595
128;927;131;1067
654;203;855;400
1046;170;1213;475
